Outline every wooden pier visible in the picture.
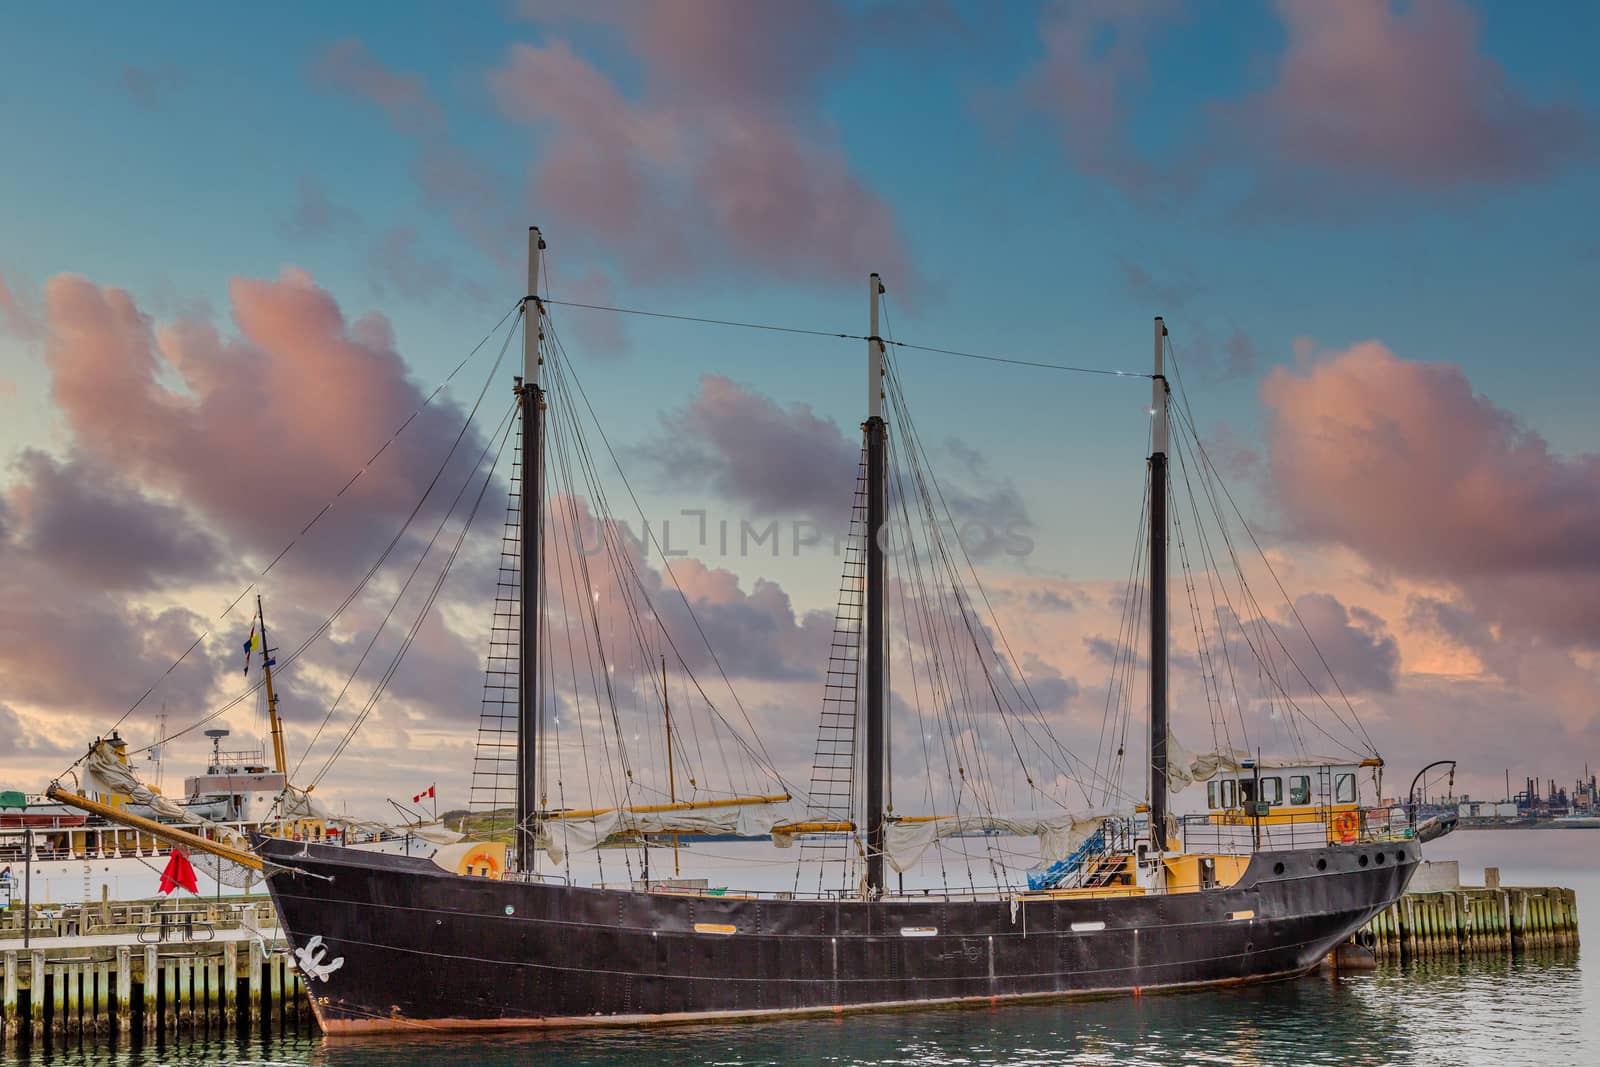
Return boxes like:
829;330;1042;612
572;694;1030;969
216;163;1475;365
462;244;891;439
0;899;310;1044
1360;865;1579;958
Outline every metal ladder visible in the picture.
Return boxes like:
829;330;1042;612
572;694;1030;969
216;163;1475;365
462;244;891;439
468;422;523;836
797;453;869;894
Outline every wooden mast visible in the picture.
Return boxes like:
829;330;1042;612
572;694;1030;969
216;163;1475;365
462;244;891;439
257;595;287;777
1148;316;1170;851
516;226;546;873
864;273;888;896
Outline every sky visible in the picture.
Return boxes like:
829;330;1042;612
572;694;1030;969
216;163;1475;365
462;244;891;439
1;0;1597;819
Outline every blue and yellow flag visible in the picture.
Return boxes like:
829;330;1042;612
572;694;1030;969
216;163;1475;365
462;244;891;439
243;624;260;675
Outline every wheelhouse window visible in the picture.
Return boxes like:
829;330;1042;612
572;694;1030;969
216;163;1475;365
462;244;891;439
1222;780;1236;808
1289;775;1310;805
1335;773;1357;804
1207;781;1219;809
1261;777;1283;805
1238;779;1257;804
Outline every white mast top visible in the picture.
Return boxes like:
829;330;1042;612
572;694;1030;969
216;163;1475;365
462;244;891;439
525;226;544;387
1152;316;1168;455
868;273;885;420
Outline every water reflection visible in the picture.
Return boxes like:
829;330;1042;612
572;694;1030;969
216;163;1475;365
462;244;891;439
6;952;1583;1067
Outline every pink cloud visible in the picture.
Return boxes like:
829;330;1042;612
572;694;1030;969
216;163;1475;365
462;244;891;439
313;39;443;135
490;16;914;285
1262;341;1600;582
639;374;858;518
520;0;847;106
3;449;224;591
1008;0;1179;192
1260;338;1600;727
42;270;477;568
1229;0;1593;187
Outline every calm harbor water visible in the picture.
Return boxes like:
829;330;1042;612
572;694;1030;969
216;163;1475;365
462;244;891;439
5;830;1593;1066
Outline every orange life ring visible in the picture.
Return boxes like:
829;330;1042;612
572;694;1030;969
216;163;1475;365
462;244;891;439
463;847;503;879
1331;811;1359;843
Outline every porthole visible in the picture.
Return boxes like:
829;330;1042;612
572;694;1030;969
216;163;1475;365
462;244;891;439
1316;858;1328;871
1358;854;1369;867
1273;862;1285;876
1395;851;1407;864
1375;853;1385;865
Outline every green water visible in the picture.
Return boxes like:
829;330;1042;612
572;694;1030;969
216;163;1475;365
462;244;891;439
4;831;1593;1065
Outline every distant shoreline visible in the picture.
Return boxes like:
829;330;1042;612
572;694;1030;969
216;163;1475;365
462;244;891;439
1457;820;1600;831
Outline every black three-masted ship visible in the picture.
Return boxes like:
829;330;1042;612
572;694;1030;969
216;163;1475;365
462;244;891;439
262;228;1418;1033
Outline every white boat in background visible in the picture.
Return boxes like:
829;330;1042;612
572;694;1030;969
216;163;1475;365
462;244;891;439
1;733;447;905
1;599;455;906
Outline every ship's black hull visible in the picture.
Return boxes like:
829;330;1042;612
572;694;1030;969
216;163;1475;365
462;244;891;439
260;838;1418;1033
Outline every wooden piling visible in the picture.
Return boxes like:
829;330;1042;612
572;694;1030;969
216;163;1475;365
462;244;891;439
2;951;16;1040
116;947;132;1034
1362;882;1581;960
268;949;283;1026
94;960;110;1034
249;938;264;1023
50;962;65;1036
223;941;239;1023
141;945;157;1038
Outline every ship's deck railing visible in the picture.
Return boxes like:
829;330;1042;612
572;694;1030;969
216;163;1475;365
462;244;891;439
1178;806;1415;855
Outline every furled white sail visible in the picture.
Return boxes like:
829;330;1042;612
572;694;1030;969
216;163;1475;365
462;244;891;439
882;810;1112;874
82;739;193;823
537;804;788;866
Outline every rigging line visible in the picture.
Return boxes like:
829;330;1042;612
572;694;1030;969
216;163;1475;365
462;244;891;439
883;406;1000;822
1164;337;1376;754
1168;429;1252;761
881;342;1132;807
294;399;518;789
1093;457;1149;803
309;406;521;791
538;297;1151;379
885;340;1148;379
542;318;794;794
1167;400;1374;756
1163;407;1367;760
543;352;640;818
280;315;524;778
886;362;1092;822
80;303;525;768
545;332;767;809
1169;471;1244;759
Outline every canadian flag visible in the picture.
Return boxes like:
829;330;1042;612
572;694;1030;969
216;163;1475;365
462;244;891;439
413;784;435;804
